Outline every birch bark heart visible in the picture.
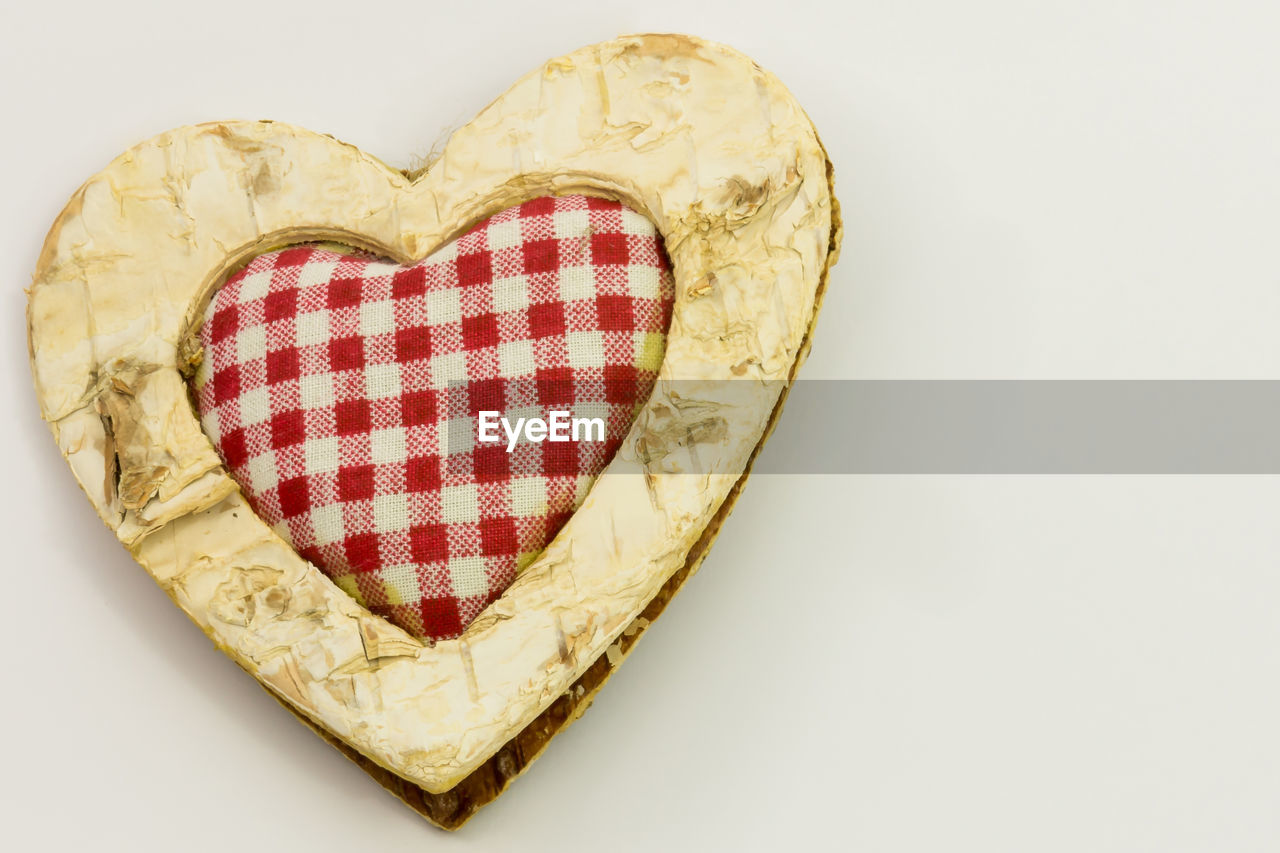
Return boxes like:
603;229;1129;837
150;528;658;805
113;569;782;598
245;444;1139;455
28;34;838;828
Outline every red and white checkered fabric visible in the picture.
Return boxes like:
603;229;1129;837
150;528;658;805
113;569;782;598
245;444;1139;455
194;196;673;641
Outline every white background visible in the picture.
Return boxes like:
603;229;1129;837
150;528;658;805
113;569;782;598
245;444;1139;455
3;1;1279;850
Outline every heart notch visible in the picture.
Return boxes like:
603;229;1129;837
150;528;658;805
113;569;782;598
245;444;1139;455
28;34;840;829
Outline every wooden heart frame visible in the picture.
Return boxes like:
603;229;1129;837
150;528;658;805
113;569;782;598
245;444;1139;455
28;34;839;828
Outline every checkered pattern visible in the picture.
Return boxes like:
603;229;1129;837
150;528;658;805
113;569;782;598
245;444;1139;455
194;196;673;641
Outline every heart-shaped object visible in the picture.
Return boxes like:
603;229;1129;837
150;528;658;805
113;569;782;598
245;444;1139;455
193;196;674;641
28;34;839;829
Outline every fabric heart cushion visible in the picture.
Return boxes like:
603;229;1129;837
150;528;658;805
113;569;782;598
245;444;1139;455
193;195;674;641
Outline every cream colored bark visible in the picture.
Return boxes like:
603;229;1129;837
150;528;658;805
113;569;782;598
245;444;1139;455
28;33;839;824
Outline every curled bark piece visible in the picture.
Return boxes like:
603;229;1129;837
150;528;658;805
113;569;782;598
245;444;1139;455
28;33;840;828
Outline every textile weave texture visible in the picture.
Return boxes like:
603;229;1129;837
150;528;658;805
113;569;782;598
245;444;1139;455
194;195;674;641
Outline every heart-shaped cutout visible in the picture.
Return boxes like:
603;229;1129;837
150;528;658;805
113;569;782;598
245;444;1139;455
28;34;839;829
193;196;673;640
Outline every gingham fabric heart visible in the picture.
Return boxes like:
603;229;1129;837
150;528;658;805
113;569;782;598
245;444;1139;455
193;196;673;641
